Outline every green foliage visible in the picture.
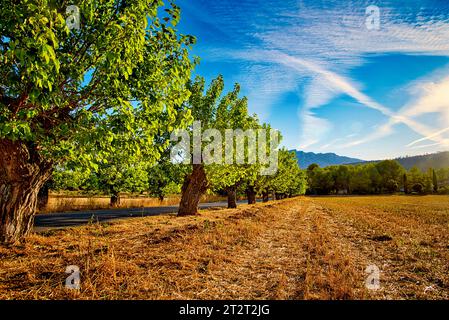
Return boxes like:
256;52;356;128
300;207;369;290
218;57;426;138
182;75;262;194
52;166;91;191
375;160;404;193
307;160;405;195
250;149;307;198
304;160;449;195
1;0;196;170
148;158;187;199
268;149;307;196
432;169;438;193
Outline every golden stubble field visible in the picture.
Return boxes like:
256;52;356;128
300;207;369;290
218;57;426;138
0;195;448;299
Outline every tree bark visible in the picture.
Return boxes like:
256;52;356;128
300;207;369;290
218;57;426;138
262;191;269;202
178;164;208;216
246;186;256;204
0;139;52;244
110;192;121;208
227;186;237;208
37;182;50;212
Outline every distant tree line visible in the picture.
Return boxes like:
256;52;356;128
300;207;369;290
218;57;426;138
306;160;449;195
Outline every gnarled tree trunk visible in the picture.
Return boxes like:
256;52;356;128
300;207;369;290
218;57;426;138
0;139;52;244
37;181;50;212
178;164;208;216
226;186;237;208
246;186;256;204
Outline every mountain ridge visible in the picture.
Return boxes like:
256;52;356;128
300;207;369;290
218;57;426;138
290;150;363;169
290;150;449;171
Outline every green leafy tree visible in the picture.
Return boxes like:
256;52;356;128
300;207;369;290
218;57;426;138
177;75;263;212
96;156;150;207
375;160;404;193
403;173;408;194
306;161;407;195
424;168;434;194
332;165;351;194
148;158;186;201
207;86;261;208
367;164;382;194
246;123;278;203
407;167;424;194
269;149;306;199
0;0;195;243
432;169;438;193
52;166;92;191
306;165;334;195
436;168;449;192
350;165;372;194
176;75;224;215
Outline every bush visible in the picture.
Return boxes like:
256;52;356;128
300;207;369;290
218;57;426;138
411;183;424;194
437;186;449;195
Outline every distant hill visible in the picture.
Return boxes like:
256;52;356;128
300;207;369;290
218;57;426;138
290;150;364;169
291;150;449;171
390;152;449;171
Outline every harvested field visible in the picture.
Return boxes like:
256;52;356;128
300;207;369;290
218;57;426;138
1;196;448;299
41;194;226;213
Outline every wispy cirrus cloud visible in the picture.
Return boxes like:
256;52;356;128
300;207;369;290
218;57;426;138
337;71;449;150
181;0;449;156
228;49;449;150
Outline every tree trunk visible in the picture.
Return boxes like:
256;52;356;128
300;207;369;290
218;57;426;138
110;192;121;208
0;139;52;244
178;164;208;216
37;182;50;212
275;193;282;200
262;191;269;202
246;186;256;204
227;186;237;208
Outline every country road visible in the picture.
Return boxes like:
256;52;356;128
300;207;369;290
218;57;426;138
33;200;249;232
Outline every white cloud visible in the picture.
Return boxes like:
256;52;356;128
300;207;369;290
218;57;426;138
407;127;449;147
228;49;449;150
193;0;449;151
348;72;449;149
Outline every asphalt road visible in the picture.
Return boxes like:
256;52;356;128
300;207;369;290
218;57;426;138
33;200;248;232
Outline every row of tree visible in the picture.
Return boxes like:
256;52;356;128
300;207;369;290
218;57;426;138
306;160;448;195
52;75;307;213
1;1;309;243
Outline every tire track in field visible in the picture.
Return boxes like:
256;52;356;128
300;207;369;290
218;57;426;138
200;200;309;299
312;198;449;299
209;197;368;300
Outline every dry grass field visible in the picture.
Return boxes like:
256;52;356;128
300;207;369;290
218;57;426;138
1;195;448;300
42;194;226;213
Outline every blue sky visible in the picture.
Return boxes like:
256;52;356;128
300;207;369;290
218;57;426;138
176;0;449;160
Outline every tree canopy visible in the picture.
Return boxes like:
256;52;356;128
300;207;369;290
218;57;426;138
0;0;196;243
1;0;196;167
